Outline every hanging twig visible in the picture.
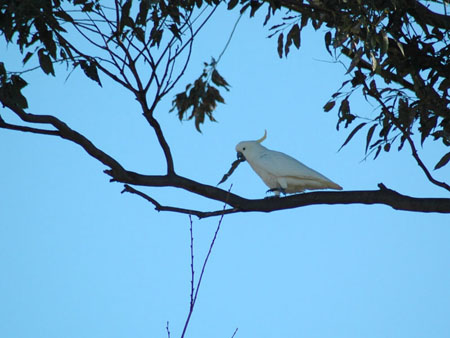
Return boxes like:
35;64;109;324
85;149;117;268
180;186;232;338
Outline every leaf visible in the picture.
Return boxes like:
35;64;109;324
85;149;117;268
263;6;271;26
339;122;367;151
370;52;378;72
54;10;74;22
369;79;377;93
4;81;28;109
323;100;335;112
346;48;362;74
438;78;450;92
11;75;27;90
381;30;389;56
277;33;284;58
57;35;74;60
396;41;405;57
339;98;350;115
324;31;332;55
269;23;284;31
37;49;54;76
80;60;102;87
150;29;163;47
284;33;292;57
434;152;450;170
218;157;245;185
227;0;239;10
398;134;406;151
332;91;341;98
207;86;224;104
120;0;133;32
351;69;366;87
250;1;262;17
194;109;205;133
289;24;301;49
420;115;437;145
168;24;180;40
373;145;382;160
22;52;33;65
134;27;145;43
300;14;308;28
365;124;377;154
240;3;250;14
82;2;94;11
211;69;230;90
121;0;132;18
137;0;150;26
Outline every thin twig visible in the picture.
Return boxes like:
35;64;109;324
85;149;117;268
193;199;227;303
189;215;195;310
0;117;59;136
159;5;219;97
121;184;239;218
166;321;171;338
215;12;244;65
180;186;232;338
231;327;239;338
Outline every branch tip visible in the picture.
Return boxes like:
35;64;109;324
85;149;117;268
377;183;388;191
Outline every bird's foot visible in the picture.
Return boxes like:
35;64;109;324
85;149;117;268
266;187;286;195
264;195;280;199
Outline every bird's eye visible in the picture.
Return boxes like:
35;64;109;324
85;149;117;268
243;147;246;151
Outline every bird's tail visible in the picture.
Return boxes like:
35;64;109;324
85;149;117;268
327;181;343;190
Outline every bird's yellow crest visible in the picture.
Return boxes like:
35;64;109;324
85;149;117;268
256;130;267;143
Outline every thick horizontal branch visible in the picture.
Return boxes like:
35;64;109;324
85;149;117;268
4;103;449;215
110;171;450;214
3;102;130;180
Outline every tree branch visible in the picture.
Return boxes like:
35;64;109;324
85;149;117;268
142;107;176;175
0;116;59;136
272;0;448;92
361;80;450;192
3;102;129;180
181;203;227;338
340;46;414;92
117;174;450;214
407;0;450;30
4;104;449;215
122;184;239;218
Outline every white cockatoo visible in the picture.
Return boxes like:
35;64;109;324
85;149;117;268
235;130;342;196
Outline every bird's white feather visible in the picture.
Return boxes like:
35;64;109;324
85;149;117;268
235;133;342;195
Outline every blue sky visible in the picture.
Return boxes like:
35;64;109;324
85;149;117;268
1;3;450;338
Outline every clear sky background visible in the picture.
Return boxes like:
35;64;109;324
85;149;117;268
1;3;450;338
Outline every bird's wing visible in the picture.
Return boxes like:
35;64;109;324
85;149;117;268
254;150;332;181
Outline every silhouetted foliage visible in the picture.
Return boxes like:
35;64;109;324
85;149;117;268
1;0;449;214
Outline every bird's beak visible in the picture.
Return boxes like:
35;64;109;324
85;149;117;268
237;152;246;161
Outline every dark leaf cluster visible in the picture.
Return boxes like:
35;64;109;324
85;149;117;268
172;60;230;132
226;0;449;174
0;0;99;72
0;63;28;109
251;0;450;172
1;0;450;219
319;1;450;169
